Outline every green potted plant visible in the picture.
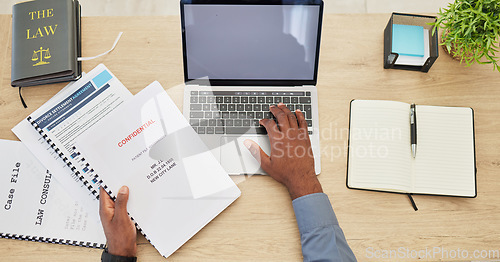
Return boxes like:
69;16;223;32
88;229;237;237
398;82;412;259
432;0;500;71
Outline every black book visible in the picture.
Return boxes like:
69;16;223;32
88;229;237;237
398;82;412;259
11;0;81;87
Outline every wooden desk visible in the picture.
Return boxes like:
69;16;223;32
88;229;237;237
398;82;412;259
1;14;500;262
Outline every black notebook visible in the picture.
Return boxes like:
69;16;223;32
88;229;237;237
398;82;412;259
347;100;476;197
11;0;81;87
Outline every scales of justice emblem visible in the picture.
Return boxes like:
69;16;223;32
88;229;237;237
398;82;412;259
32;46;51;66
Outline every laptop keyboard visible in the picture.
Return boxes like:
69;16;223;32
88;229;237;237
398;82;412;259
188;91;313;135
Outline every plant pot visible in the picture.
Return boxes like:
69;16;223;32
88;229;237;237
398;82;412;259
440;30;475;62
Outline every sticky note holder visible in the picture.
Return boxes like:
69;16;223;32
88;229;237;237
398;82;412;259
384;13;439;72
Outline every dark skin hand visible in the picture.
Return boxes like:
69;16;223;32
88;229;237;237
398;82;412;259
244;103;323;200
99;186;137;257
98;104;321;255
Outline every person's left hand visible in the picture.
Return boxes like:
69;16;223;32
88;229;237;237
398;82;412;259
99;186;137;257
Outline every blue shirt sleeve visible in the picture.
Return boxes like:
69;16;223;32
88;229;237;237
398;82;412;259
292;193;357;262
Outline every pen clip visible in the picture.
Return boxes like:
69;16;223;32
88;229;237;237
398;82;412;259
410;104;415;124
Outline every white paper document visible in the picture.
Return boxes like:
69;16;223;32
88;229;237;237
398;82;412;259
0;139;106;248
14;64;133;198
75;81;241;258
13;74;99;220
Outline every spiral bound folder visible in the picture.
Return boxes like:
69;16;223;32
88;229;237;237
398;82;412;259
0;139;106;248
26;116;100;196
13;64;163;252
16;64;133;199
0;233;104;248
74;81;241;258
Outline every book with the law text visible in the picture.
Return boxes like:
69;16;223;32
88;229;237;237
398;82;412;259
11;0;81;87
347;100;476;197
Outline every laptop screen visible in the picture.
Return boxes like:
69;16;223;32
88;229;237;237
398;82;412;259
181;1;323;85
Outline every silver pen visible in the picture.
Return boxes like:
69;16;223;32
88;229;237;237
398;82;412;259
410;104;417;158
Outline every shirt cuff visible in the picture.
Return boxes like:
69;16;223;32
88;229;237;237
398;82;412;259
101;248;137;262
292;193;338;234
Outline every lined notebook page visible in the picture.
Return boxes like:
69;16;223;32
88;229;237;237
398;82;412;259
413;105;475;196
348;100;412;192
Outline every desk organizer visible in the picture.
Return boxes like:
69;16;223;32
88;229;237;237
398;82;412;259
383;12;439;72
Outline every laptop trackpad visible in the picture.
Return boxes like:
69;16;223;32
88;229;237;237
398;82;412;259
220;136;271;175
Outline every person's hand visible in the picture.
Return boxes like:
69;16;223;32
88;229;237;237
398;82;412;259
99;186;137;257
244;103;323;200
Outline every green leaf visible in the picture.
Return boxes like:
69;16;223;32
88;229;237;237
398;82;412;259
435;0;500;72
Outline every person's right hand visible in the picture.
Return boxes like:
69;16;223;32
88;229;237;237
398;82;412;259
99;186;137;257
244;103;323;200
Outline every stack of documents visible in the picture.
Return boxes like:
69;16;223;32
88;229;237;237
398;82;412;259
8;64;240;258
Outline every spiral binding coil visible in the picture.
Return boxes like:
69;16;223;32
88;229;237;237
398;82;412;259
100;185;163;255
26;117;163;255
27;117;99;198
0;232;105;249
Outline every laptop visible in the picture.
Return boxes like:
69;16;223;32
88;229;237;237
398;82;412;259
180;0;323;175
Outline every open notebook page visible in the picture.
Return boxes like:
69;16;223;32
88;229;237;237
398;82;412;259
413;105;475;196
348;100;412;192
